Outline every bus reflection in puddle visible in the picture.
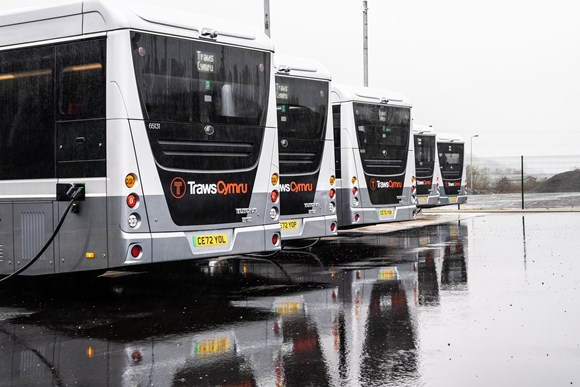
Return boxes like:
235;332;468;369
0;222;468;387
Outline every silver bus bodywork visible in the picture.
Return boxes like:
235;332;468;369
331;85;417;228
0;1;280;276
274;54;338;240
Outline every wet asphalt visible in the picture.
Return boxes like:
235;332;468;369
0;213;579;386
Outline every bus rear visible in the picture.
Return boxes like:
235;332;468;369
0;2;280;277
413;125;439;207
331;85;417;228
274;55;337;240
435;134;467;205
124;29;280;263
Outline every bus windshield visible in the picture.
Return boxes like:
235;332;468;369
414;135;435;177
353;103;410;175
438;142;464;178
131;32;270;126
275;77;328;140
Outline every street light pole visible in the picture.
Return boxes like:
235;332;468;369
362;0;368;86
470;134;479;192
264;0;271;37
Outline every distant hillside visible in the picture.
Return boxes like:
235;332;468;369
533;169;580;193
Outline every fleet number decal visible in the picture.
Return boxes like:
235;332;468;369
378;209;394;217
280;220;298;230
193;234;228;247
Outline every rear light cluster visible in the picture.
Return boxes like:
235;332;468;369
126;173;144;260
351;176;359;207
125;174;141;230
328;176;336;213
270;173;279;221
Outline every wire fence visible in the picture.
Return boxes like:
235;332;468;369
467;155;580;193
461;155;580;209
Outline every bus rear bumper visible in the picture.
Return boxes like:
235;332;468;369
280;215;338;241
339;204;417;228
119;224;281;266
416;194;440;207
437;195;467;206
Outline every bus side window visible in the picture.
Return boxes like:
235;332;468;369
332;104;341;178
0;46;55;180
56;39;106;120
56;39;106;178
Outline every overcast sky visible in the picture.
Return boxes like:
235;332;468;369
3;0;580;158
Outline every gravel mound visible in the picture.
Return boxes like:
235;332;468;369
534;169;580;193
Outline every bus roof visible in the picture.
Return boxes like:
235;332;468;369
274;54;331;81
331;84;411;108
0;0;273;51
436;133;465;143
413;124;437;136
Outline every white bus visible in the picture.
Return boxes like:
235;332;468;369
331;85;416;228
413;124;440;207
0;1;281;277
435;133;467;206
274;55;337;240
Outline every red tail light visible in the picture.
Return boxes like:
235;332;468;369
126;193;138;208
352;187;358;195
130;245;142;258
330;222;337;232
272;233;279;245
354;214;360;222
329;188;336;199
270;190;279;203
411;186;416;193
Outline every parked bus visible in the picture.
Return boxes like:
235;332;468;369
435;133;467;205
331;85;416;228
0;1;280;277
274;55;337;240
413;124;440;207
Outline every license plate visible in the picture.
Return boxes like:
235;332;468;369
193;337;231;357
274;301;301;316
418;196;427;203
193;234;227;247
378;209;393;217
378;268;397;280
280;220;298;230
449;196;457;202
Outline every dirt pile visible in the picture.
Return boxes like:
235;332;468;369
533;169;580;193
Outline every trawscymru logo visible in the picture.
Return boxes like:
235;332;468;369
280;182;313;193
171;178;248;198
369;178;403;190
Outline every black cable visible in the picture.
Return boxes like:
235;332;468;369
282;238;320;250
0;187;83;284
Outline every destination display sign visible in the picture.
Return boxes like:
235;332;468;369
378;109;387;122
196;51;215;73
276;83;289;101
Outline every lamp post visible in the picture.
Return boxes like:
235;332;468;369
470;134;479;192
264;0;271;37
362;0;368;86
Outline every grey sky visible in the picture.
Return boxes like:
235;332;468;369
3;0;579;158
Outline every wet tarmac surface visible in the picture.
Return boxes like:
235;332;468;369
1;213;579;386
